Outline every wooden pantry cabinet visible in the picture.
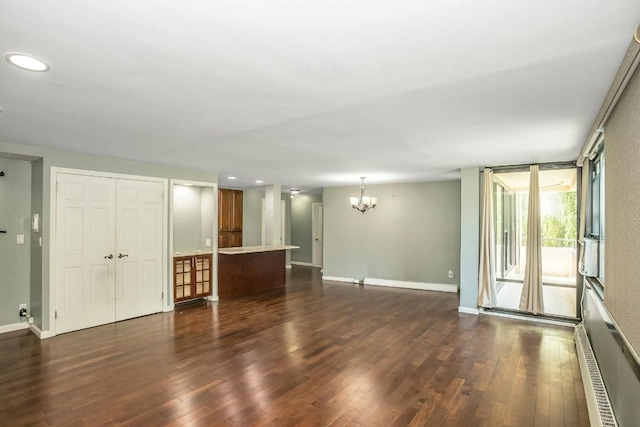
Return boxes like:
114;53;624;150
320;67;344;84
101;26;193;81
218;189;243;248
173;254;213;302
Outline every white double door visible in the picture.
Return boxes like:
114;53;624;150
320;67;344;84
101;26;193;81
55;173;164;334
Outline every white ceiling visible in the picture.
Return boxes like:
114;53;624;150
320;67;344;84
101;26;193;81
1;1;638;191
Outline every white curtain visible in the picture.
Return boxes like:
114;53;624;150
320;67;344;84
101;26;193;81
478;169;498;307
577;159;590;273
520;165;544;314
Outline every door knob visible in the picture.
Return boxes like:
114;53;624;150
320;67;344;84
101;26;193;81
104;254;114;259
118;253;129;258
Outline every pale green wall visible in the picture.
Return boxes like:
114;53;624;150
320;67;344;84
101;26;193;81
291;193;323;264
173;185;203;252
459;167;480;310
323;180;461;284
0;141;218;333
242;188;263;246
173;185;215;253
200;187;215;248
30;159;44;326
0;158;32;327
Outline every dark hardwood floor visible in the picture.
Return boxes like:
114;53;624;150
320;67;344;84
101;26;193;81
0;266;588;426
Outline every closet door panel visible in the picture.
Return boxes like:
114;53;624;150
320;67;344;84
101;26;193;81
55;174;117;334
115;179;164;321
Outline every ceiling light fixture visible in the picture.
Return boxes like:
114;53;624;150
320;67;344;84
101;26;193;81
227;176;236;180
5;53;50;72
290;189;300;198
350;177;377;213
256;180;264;184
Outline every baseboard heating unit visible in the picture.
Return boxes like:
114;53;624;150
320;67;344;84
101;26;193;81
574;323;616;426
579;280;640;426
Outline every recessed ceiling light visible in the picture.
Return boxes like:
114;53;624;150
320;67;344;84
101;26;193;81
256;180;264;184
227;176;236;180
5;53;50;72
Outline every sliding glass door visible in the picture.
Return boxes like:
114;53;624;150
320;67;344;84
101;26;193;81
494;181;517;280
491;166;578;318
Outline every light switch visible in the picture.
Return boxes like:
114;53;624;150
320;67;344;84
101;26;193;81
205;238;212;247
17;234;24;244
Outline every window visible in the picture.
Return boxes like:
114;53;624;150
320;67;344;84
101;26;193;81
493;180;517;280
588;148;605;283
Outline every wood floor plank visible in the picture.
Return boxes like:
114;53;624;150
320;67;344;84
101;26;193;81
0;266;588;426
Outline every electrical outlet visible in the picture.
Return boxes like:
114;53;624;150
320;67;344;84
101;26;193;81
19;303;27;311
448;270;454;279
17;234;24;244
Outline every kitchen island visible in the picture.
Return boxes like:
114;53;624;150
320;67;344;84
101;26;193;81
218;245;299;299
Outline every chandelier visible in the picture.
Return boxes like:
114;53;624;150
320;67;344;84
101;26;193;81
350;177;377;213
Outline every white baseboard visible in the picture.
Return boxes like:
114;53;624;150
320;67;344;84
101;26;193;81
291;261;315;267
364;278;458;293
29;324;55;339
458;306;480;315
206;295;219;302
286;264;292;269
0;322;29;334
322;275;360;284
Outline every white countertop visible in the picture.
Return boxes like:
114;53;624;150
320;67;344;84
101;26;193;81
218;245;299;255
173;250;214;257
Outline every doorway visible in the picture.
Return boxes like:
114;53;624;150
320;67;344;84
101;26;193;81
312;203;323;267
492;167;578;318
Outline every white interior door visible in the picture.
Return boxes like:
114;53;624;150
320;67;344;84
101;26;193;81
56;173;165;334
115;179;164;321
312;203;323;267
55;174;117;334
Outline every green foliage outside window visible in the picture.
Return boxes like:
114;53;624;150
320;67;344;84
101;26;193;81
541;192;577;248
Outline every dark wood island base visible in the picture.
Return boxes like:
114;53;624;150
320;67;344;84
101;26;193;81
217;245;298;299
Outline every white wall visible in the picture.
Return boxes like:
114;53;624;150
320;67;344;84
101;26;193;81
459;167;480;311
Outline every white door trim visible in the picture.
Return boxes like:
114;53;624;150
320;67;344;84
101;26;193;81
50;167;169;337
168;179;218;311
